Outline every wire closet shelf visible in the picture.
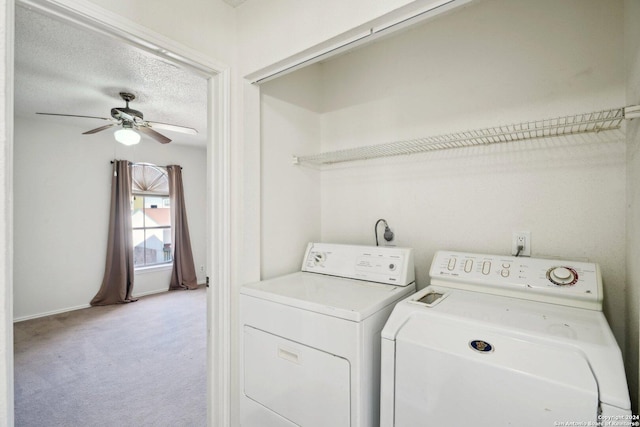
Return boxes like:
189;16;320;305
293;106;638;166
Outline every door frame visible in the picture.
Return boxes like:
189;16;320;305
6;0;232;425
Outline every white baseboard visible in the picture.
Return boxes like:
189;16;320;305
14;303;91;323
134;281;206;298
14;283;206;323
132;288;169;298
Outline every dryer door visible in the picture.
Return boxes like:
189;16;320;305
243;326;350;427
393;316;599;426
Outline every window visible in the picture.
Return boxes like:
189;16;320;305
131;164;171;268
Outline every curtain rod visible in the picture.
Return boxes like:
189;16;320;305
110;160;182;170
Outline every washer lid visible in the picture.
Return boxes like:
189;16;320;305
393;315;600;426
383;286;631;412
240;272;415;321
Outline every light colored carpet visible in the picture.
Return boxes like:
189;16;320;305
14;287;207;427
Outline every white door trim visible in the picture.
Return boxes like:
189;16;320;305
2;0;16;424
9;1;232;425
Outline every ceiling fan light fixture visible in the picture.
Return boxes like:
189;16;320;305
114;128;141;145
37;91;195;145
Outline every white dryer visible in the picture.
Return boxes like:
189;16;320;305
240;243;416;427
380;250;631;427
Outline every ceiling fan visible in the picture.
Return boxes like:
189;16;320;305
36;92;198;145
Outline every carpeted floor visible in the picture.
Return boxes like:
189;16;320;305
14;287;207;427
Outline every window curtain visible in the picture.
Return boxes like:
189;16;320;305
167;165;198;290
91;160;138;305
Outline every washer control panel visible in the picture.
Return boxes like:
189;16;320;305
302;242;415;286
430;251;602;310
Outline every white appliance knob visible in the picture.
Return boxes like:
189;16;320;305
313;252;326;265
549;267;576;285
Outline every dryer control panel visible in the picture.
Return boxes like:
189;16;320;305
302;242;415;286
429;251;602;310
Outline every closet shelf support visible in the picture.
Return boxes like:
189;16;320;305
625;105;640;120
293;105;638;166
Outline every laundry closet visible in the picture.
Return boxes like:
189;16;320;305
248;0;638;414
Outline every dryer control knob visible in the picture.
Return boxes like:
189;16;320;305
313;252;326;265
548;267;577;286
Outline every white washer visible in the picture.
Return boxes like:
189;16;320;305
380;250;632;427
240;242;416;427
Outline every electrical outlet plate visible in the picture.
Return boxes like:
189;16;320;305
512;231;531;256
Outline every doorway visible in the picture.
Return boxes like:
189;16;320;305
7;0;231;425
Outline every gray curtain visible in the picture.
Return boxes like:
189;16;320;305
167;165;198;290
91;160;138;305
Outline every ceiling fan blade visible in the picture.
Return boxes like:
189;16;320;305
36;112;112;121
82;123;117;135
146;121;198;135
138;126;171;144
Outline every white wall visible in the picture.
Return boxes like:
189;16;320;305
13;116;207;320
319;0;623;151
86;0;236;67
260;65;322;279
625;0;640;414
237;0;403;74
237;0;469;76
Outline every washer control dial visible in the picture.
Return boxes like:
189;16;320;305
547;266;578;286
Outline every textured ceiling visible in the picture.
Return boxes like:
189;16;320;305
14;5;208;147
